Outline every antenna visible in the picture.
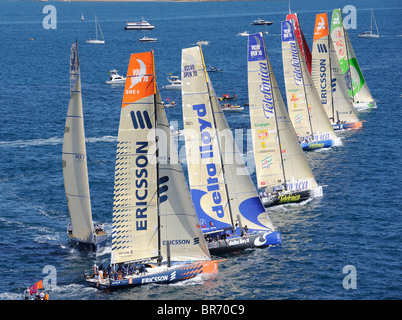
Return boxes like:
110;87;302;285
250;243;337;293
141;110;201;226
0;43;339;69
288;0;291;14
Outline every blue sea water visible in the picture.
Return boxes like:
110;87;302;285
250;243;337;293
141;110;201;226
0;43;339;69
0;0;401;301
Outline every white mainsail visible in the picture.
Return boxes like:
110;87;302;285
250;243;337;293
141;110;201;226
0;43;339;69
248;32;318;193
281;20;337;144
182;45;275;234
312;13;359;124
111;51;210;265
62;42;94;243
330;8;375;108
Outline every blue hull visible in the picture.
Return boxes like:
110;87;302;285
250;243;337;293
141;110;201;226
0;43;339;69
207;231;281;255
85;260;221;290
301;139;333;151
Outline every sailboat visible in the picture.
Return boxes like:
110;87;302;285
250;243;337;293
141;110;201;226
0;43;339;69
312;13;363;131
248;32;323;207
62;41;107;252
181;45;281;254
86;15;105;44
358;9;379;38
85;51;224;290
281;20;338;151
330;9;376;110
286;13;312;75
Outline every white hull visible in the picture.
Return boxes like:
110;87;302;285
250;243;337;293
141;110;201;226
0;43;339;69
106;79;125;84
353;100;377;111
86;40;105;44
162;85;181;90
358;34;379;38
222;106;244;112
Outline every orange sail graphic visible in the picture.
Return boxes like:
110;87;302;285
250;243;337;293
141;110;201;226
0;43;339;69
313;13;329;41
122;51;155;107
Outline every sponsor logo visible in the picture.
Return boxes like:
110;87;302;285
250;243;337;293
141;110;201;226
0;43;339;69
319;59;327;104
134;141;149;231
281;20;295;42
316;17;325;32
290;42;302;86
183;64;197;78
278;194;301;203
141;275;169;284
192;104;224;219
294;113;303;123
248;33;266;62
130;110;152;129
258;62;274;118
261;156;273;169
163;239;192;246
317;43;328;53
128;59;148;90
257;130;268;139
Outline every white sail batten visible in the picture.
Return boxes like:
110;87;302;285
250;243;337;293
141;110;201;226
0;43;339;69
182;45;275;234
62;42;94;243
281;20;337;143
312;13;359;123
330;9;374;106
248;32;318;193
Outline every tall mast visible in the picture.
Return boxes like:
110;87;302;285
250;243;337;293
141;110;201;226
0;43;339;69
152;51;162;266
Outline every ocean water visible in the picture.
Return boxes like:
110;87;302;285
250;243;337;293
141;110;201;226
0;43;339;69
0;0;401;301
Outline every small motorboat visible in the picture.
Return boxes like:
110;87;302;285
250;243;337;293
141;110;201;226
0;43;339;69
162;75;182;90
163;99;177;108
218;94;237;101
237;30;249;36
221;103;244;112
138;36;158;42
105;69;126;85
196;40;209;45
207;65;223;72
251;19;273;25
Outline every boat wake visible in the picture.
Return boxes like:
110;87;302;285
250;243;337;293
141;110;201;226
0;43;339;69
0;136;117;148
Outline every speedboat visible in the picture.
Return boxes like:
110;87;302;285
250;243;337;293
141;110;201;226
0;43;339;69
162;75;182;90
218;94;237;101
124;18;154;30
196;40;209;45
221;104;244;112
251;19;273;25
138;36;157;42
237;31;249;36
105;69;126;85
207;65;223;72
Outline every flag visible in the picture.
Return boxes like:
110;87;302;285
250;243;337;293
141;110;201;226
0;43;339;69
29;280;43;295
